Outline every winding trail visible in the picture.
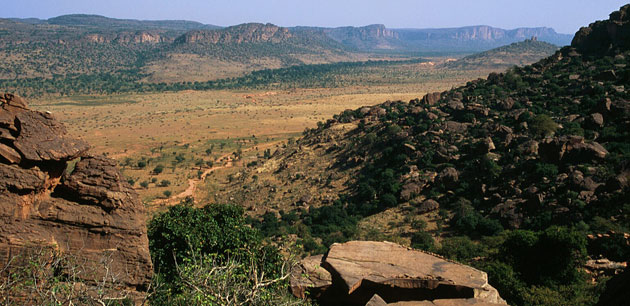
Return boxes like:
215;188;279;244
151;140;282;206
151;152;233;206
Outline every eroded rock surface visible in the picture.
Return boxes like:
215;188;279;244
291;241;507;306
0;94;152;293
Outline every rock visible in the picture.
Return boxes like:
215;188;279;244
0;143;21;164
401;183;424;201
0;93;28;109
366;294;388;306
447;100;465;111
290;255;332;299
437;167;459;188
539;136;608;163
421;92;442;106
1;102;90;162
299;194;314;205
572;4;630;55
590;113;604;126
418;199;440;214
58;155;140;211
498;98;515;110
518;140;539;156
308;241;506;305
443;121;470;133
0;96;152;296
482;137;496;152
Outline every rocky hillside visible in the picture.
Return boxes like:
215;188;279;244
443;38;559;70
224;5;630;305
0;94;152;301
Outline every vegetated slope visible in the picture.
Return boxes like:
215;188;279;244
0;18;369;89
444;38;559;70
224;5;630;305
46;14;221;30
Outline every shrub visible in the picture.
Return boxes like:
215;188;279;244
153;164;164;174
530;114;558;137
148;204;287;303
411;231;435;251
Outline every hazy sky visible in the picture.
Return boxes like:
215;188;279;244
3;0;628;34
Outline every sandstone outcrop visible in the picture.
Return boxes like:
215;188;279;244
291;241;507;306
0;94;152;292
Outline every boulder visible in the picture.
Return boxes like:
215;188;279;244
0;95;152;296
300;241;507;305
590;113;604;126
418;199;440;214
437;167;459;188
290;255;332;299
421;92;442;106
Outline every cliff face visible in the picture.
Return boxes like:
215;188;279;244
176;23;293;44
82;31;174;44
0;93;152;290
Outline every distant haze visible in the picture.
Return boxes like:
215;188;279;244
3;0;629;34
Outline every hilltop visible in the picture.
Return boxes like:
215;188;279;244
444;38;560;70
216;5;630;305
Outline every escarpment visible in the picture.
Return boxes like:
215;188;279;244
0;93;152;291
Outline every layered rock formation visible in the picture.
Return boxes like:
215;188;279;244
0;93;152;291
291;241;506;306
176;23;293;44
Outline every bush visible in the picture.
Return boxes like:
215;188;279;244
411;231;435;251
530;114;558;137
438;236;486;262
501;227;587;286
153;164;165;174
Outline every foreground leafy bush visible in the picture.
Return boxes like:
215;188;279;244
147;203;298;305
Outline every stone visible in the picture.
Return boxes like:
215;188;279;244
0;93;28;109
0;143;21;164
366;294;387;306
320;241;506;305
59;155;141;211
443;121;470;133
290;255;332;299
498;98;515;110
2;103;90;162
590;113;604;126
437;167;459;188
447;100;465;111
421;92;442;105
418;199;440;214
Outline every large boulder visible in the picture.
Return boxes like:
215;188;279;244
0;94;152;296
291;241;507;306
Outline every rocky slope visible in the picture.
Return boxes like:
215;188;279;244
0;94;152;292
443;38;559;70
225;5;630;305
291;241;506;306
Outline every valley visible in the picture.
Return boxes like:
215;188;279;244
2;3;629;306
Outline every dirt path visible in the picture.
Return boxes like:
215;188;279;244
151;140;282;206
151;152;233;206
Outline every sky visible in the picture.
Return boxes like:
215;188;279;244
3;0;629;34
